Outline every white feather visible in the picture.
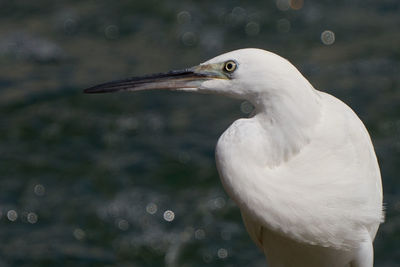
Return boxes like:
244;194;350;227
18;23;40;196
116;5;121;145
202;49;384;266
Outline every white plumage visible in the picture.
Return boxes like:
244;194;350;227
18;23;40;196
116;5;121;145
85;48;384;267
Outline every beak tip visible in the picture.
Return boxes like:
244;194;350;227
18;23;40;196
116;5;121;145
83;88;97;94
83;85;120;94
83;88;99;94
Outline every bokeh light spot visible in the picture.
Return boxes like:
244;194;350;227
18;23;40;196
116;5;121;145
7;210;18;222
213;197;226;209
217;248;228;259
73;228;86;240
105;25;119;40
240;101;254;114
117;219;129;231
203;252;213;263
63;18;77;34
290;0;304;10
27;212;38;224
177;11;191;24
146;202;158;215
34;184;45;196
245;22;260;36
195;228;206;240
321;30;335;45
232;6;247;22
163;210;175;222
276;0;290;11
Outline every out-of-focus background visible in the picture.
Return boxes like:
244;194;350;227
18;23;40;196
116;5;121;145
0;0;399;266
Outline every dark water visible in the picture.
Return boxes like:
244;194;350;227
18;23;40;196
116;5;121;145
0;0;399;266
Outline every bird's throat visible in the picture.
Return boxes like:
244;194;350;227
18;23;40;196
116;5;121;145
252;87;322;165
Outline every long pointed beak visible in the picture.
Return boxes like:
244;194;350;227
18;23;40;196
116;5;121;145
83;66;222;94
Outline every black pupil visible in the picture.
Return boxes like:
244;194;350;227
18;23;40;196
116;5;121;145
226;62;233;71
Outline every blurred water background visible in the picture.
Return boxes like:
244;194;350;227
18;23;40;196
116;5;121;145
0;0;399;266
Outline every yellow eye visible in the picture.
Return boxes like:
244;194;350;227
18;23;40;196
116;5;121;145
224;60;237;73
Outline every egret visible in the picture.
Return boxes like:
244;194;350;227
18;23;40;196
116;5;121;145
84;48;383;267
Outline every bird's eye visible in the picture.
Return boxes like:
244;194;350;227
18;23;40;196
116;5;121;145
224;60;237;73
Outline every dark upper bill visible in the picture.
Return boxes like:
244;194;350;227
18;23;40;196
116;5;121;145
83;66;225;94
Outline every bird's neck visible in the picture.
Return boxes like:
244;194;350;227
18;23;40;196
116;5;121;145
252;82;322;164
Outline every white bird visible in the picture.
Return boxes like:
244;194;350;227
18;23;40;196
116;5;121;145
84;48;383;267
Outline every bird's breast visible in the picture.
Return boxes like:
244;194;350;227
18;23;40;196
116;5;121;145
215;94;383;249
215;117;272;207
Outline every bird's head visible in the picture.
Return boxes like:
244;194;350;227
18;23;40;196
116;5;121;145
84;48;312;109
